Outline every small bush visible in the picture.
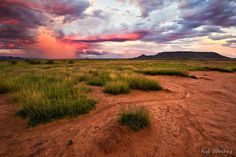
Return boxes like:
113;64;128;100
10;60;17;65
127;75;162;91
104;81;130;95
118;105;150;131
45;60;55;64
68;60;75;64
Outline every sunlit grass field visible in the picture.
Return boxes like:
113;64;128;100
0;59;235;126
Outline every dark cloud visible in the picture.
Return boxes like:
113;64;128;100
0;0;90;49
143;25;223;43
141;0;236;43
209;34;236;40
0;1;48;28
142;0;235;43
223;39;236;48
0;1;48;49
0;0;235;58
178;0;236;28
40;0;90;22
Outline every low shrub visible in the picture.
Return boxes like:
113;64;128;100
104;81;130;95
118;105;150;131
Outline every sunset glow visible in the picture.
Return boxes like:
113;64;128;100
0;0;235;58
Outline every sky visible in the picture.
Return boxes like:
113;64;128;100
0;0;236;59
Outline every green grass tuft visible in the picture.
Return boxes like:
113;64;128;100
127;75;162;91
15;88;96;126
118;105;150;131
104;81;130;95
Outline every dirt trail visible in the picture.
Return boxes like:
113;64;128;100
0;71;235;157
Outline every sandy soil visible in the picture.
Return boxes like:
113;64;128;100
0;71;235;157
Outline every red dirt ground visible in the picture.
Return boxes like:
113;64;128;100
0;71;235;157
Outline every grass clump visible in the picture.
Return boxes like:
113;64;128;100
140;69;189;77
127;75;162;91
86;71;110;86
87;77;108;86
0;78;18;93
118;105;150;131
77;73;92;82
104;81;130;95
203;66;235;72
15;86;96;126
2;74;97;126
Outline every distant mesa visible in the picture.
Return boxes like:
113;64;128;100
0;56;24;60
135;51;231;60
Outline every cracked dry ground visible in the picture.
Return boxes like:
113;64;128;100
0;71;235;157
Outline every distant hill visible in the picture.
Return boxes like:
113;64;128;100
0;56;24;60
135;51;231;60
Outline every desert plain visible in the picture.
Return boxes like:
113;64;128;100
0;59;236;157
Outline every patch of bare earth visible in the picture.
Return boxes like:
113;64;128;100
0;71;235;157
